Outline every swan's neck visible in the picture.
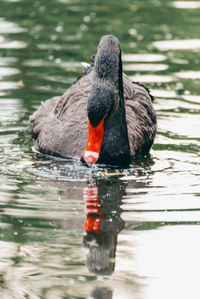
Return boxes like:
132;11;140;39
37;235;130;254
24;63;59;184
94;41;118;82
94;52;130;166
86;36;131;166
100;95;130;166
94;44;125;107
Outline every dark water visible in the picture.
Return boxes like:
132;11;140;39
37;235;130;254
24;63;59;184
0;0;200;298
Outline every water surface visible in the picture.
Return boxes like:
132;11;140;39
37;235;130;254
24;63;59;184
0;0;200;298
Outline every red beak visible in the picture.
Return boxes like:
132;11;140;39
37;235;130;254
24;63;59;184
84;117;105;165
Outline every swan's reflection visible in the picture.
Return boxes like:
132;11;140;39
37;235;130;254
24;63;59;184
83;180;125;275
90;286;113;299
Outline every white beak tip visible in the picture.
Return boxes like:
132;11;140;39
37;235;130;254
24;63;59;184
84;151;99;165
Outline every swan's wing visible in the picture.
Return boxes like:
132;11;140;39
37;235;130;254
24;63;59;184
123;74;157;158
30;71;93;158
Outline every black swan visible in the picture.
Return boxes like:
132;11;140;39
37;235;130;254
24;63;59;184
30;35;157;166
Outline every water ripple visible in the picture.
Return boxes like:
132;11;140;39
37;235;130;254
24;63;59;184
130;74;173;83
153;39;200;51
0;18;27;33
124;63;168;72
0;67;20;79
0;36;27;49
173;1;200;9
122;53;166;62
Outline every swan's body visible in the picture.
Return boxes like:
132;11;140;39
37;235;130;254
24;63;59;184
30;35;156;166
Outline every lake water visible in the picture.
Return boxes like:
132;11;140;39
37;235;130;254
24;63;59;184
0;0;200;298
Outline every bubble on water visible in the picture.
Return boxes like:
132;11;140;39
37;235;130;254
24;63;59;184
78;276;87;281
50;35;57;41
80;24;88;31
55;58;61;64
55;25;63;32
83;16;91;23
68;278;75;285
39;5;45;13
48;55;54;60
128;28;138;36
64;256;71;261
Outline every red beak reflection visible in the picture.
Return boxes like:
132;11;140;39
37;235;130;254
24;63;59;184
83;186;102;234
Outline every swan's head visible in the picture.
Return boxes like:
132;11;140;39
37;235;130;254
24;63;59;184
84;83;114;165
84;35;123;165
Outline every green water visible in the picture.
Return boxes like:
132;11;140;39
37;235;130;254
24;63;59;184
0;0;200;298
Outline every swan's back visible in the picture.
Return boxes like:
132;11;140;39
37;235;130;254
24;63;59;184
123;74;157;158
30;68;156;161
